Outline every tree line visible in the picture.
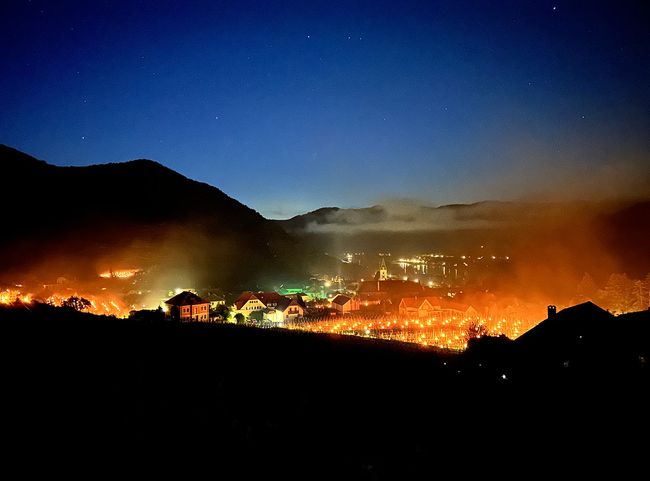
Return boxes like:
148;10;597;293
575;272;650;314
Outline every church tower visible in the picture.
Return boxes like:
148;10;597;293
378;257;388;281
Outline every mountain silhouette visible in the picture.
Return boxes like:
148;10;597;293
2;144;648;294
0;144;307;288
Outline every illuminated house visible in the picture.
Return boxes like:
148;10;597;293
279;296;305;318
253;291;284;308
165;291;210;322
232;291;304;321
232;291;280;316
398;297;440;318
232;292;264;316
398;296;479;319
208;298;225;310
331;294;360;313
357;279;426;308
263;297;305;325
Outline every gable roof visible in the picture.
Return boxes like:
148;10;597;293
233;291;288;310
400;296;438;309
233;291;258;310
515;301;613;348
508;302;650;368
438;299;471;312
331;294;352;306
254;291;284;306
358;279;426;297
165;291;209;306
399;296;475;313
276;296;302;312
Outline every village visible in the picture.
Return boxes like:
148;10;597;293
5;254;644;351
0;255;548;350
160;258;537;350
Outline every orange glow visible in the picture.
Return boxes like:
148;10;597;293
98;269;141;279
287;310;539;351
0;289;34;306
40;291;129;317
0;290;11;305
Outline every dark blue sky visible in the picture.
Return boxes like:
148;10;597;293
1;0;648;217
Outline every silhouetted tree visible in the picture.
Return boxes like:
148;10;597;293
62;296;91;311
632;280;648;312
129;306;164;322
642;273;650;309
249;310;264;323
576;272;598;301
235;313;245;325
212;303;230;321
466;322;489;341
603;273;636;314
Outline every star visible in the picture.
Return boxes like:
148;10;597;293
81;136;85;140
306;35;310;39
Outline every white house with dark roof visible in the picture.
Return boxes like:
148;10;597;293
232;291;304;323
232;291;266;317
262;297;304;326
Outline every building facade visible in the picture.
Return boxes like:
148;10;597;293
165;291;210;322
331;294;360;313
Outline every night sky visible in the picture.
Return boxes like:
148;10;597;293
1;0;648;218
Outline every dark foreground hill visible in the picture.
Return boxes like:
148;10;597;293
2;303;649;477
0;144;311;288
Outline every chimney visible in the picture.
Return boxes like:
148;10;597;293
547;305;557;318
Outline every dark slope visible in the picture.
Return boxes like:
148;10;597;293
0;145;306;287
3;303;649;476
